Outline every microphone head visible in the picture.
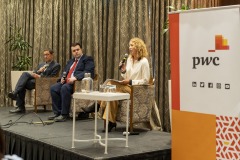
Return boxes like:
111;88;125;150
119;53;129;70
122;53;129;63
62;71;67;78
44;64;49;68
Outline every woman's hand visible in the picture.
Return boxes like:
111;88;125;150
119;79;129;85
119;62;126;73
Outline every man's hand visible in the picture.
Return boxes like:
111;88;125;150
66;77;77;84
60;77;66;84
31;73;41;79
37;66;45;73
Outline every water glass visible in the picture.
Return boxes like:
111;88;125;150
108;85;116;93
99;84;105;92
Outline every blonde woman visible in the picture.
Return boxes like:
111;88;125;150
82;37;150;132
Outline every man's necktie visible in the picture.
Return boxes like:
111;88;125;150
66;59;78;83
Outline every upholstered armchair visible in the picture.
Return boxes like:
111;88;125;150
70;74;99;115
116;84;155;132
25;77;58;112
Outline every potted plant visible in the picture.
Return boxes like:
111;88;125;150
5;26;32;71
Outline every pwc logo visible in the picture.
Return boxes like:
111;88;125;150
208;35;230;52
192;35;230;69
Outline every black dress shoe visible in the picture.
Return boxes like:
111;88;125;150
9;107;25;113
81;103;100;113
54;115;68;122
48;114;60;120
102;122;117;132
8;92;18;100
77;112;89;120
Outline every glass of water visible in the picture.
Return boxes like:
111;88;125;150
99;84;105;92
108;85;116;93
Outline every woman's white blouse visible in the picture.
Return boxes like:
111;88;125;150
121;57;150;85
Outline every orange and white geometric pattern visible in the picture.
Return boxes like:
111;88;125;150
216;116;240;160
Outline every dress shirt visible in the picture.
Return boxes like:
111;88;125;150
69;56;82;78
121;57;150;85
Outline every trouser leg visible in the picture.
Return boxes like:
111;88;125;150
15;72;34;93
101;80;131;123
16;89;26;110
16;78;35;110
102;101;118;123
60;84;74;115
50;82;63;115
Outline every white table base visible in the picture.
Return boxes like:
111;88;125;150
71;92;130;154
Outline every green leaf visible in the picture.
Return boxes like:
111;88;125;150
162;28;169;35
6;26;32;70
181;4;190;11
166;6;175;10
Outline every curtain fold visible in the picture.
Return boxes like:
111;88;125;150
0;0;220;131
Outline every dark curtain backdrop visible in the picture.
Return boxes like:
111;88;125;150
0;0;219;132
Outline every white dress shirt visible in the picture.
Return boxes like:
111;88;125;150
121;57;150;85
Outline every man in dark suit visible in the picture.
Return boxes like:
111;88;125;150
49;43;95;122
8;49;61;113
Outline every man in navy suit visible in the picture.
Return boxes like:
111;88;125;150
49;43;95;122
8;49;61;113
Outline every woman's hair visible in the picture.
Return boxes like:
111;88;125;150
129;37;148;60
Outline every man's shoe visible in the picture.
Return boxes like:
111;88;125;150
48;114;59;120
54;115;68;122
9;107;25;113
81;103;100;114
8;92;17;100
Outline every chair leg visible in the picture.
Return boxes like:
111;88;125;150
44;105;46;111
130;122;133;132
146;122;152;131
34;105;37;113
104;119;106;129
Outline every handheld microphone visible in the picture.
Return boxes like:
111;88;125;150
44;64;49;69
119;53;128;70
62;72;67;80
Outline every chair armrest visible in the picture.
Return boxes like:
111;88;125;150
71;74;99;113
117;85;155;124
131;85;155;103
130;85;155;123
35;77;58;105
74;80;83;92
74;73;99;92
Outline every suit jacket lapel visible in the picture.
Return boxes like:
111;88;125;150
76;54;85;67
67;59;75;72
